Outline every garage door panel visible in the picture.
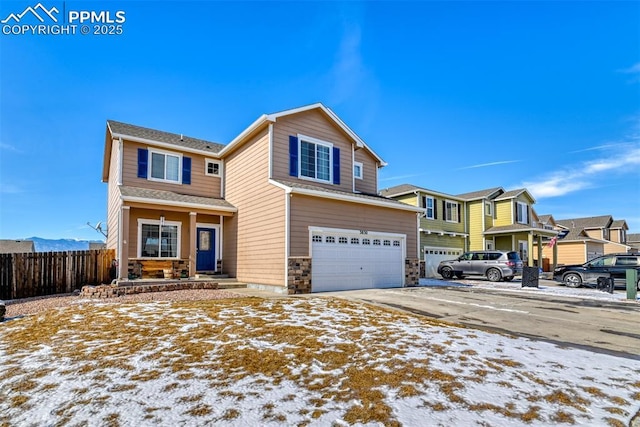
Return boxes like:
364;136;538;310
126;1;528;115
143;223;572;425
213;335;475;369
312;230;404;292
424;246;463;278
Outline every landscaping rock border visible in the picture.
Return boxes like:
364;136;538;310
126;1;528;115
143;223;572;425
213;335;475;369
80;282;219;298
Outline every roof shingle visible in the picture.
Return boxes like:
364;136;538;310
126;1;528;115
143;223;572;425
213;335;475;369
108;120;225;154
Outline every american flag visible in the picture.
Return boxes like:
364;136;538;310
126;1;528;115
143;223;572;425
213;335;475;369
546;236;558;248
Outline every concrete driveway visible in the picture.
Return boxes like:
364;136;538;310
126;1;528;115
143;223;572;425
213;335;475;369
318;281;640;360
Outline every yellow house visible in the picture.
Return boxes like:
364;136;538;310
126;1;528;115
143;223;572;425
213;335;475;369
382;185;558;276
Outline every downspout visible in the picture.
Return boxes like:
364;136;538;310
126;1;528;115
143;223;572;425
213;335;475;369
284;190;291;287
268;123;274;179
117;137;123;186
413;190;422;260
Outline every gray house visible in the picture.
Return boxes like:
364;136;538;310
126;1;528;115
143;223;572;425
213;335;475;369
0;240;35;254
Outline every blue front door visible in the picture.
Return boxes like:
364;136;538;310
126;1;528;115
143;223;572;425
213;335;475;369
196;227;216;271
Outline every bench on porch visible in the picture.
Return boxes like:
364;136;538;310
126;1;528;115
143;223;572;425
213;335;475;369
128;259;189;280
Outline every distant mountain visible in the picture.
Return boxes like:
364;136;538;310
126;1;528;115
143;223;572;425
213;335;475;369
25;237;105;253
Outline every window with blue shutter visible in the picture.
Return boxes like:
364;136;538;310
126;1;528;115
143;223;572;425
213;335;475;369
289;136;298;177
137;148;148;179
332;147;340;185
182;156;191;185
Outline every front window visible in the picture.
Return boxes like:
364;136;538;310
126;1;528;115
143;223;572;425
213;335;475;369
445;200;458;222
139;221;180;258
516;202;529;225
300;139;331;182
422;196;434;219
150;150;181;183
589;256;615;267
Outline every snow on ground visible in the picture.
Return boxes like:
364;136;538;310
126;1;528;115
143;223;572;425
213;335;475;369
419;277;639;302
1;297;639;426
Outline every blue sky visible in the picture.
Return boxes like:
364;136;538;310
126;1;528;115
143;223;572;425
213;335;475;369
0;1;639;241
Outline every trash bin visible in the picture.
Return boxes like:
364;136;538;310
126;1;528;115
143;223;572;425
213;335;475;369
522;266;539;288
627;269;638;300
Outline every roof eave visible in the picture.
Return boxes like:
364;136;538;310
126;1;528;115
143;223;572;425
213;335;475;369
269;180;423;213
121;195;237;213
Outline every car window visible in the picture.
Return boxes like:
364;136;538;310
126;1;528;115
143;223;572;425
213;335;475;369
460;253;473;261
615;256;639;266
506;252;521;261
473;253;483;260
487;253;501;260
589;256;615;267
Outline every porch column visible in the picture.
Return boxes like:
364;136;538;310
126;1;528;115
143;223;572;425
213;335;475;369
118;206;130;279
527;233;534;267
552;241;558;272
189;212;197;277
537;234;542;270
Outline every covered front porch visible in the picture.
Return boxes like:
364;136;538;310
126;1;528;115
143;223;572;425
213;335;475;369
484;225;559;270
115;186;237;280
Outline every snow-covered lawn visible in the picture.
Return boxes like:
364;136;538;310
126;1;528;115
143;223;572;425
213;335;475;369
1;297;639;426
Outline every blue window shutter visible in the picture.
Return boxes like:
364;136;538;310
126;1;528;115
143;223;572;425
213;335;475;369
182;156;191;185
333;147;340;185
289;136;298;177
137;148;148;178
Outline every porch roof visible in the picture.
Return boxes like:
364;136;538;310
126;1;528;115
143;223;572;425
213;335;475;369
484;223;557;236
120;186;237;213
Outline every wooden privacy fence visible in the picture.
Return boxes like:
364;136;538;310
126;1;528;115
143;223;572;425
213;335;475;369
0;249;115;300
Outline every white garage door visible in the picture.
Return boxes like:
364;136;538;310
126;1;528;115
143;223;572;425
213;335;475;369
311;229;405;292
424;246;463;278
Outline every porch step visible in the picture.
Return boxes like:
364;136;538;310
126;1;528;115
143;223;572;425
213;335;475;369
215;278;247;290
194;273;229;279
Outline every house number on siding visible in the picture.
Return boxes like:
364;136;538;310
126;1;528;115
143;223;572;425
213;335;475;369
359;230;369;235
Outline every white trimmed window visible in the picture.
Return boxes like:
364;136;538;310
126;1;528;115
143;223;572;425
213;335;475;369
422;196;435;219
445;200;459;223
149;149;181;183
516;202;529;225
205;159;221;177
138;219;181;258
300;136;332;183
485;201;493;216
353;161;363;180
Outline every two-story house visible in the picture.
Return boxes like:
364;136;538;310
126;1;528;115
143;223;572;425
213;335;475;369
380;185;467;277
382;185;558;277
538;215;632;266
102;103;422;293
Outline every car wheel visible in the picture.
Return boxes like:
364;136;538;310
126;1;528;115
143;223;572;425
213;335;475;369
637;279;640;292
564;273;582;288
487;268;502;282
440;267;454;279
503;276;514;282
455;273;465;279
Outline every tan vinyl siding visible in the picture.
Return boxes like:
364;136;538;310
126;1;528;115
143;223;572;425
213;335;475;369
224;129;286;286
584;229;603;240
604;241;629;254
556;242;589;265
106;139;122;250
354;149;378;194
272;109;375;193
121;141;222;198
289;194;417;258
494;200;512;227
468;201;485;250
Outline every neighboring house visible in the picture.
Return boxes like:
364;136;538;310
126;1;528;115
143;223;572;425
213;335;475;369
103;103;422;293
89;242;107;250
381;185;557;277
539;215;632;266
627;233;640;252
380;184;467;277
0;240;35;254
